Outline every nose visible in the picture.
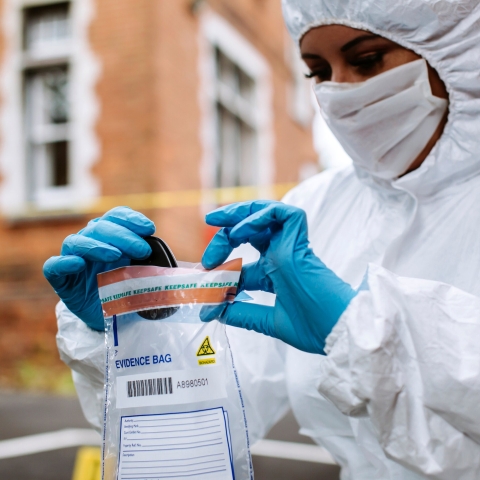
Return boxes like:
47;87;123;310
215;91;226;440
330;65;355;83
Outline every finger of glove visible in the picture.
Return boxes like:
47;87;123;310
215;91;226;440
248;229;272;254
202;228;272;270
100;206;156;237
218;302;275;337
77;220;152;259
239;261;274;293
199;303;228;322
61;234;123;261
202;228;234;269
79;301;106;331
43;255;86;289
229;203;304;246
205;200;279;227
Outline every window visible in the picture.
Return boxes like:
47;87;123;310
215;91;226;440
23;3;72;206
24;3;70;58
199;13;273;201
0;0;99;216
286;37;313;127
214;48;258;188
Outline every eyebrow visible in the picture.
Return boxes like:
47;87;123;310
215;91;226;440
301;53;323;60
301;34;381;60
340;34;379;52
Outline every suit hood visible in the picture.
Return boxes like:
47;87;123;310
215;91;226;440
282;0;480;196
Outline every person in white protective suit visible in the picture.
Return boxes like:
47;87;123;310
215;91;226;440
43;0;480;479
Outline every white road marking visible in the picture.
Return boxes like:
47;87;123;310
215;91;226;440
0;429;100;459
251;439;336;465
0;429;337;465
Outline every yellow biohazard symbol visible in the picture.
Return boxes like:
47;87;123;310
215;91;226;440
196;336;216;356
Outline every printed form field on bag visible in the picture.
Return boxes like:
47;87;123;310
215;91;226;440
118;408;234;480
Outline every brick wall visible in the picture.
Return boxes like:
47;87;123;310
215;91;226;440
0;0;316;388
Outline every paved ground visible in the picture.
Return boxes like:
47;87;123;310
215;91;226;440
0;391;340;480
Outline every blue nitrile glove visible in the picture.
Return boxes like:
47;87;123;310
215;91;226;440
201;200;356;354
43;207;155;331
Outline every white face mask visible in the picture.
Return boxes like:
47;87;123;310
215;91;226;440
314;59;448;180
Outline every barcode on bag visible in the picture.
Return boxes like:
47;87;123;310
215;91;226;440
127;377;173;398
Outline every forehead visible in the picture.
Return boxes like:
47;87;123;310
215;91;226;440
300;24;375;51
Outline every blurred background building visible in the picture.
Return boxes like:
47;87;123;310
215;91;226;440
0;2;352;478
0;0;328;390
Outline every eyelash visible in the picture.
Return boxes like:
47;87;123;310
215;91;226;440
304;52;385;81
304;69;330;81
351;52;384;70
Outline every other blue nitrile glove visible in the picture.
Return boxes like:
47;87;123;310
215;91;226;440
201;200;356;354
43;207;155;331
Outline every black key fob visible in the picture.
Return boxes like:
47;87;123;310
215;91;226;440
130;236;179;320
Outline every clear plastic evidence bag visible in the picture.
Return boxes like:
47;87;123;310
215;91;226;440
97;258;253;480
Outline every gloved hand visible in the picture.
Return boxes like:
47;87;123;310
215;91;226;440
201;200;356;354
43;207;155;331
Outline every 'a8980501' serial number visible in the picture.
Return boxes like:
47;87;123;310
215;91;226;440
177;378;209;389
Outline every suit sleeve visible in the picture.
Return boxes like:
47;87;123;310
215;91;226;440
317;264;480;479
56;301;105;433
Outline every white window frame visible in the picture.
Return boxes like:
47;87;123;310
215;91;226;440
25;60;71;206
285;34;313;128
0;0;100;216
214;47;259;188
198;11;274;203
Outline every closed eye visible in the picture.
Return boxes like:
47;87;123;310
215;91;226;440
349;52;385;73
304;67;331;82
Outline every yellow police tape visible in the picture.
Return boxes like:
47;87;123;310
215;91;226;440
72;447;101;480
22;183;297;218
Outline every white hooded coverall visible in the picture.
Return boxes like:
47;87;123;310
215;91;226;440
56;0;480;478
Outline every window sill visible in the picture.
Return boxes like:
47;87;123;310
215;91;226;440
22;54;70;70
5;209;88;227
